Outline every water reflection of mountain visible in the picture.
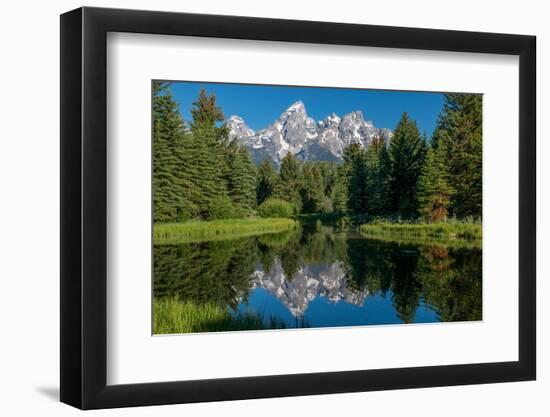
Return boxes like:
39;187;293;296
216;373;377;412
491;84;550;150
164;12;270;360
252;260;368;317
154;223;482;325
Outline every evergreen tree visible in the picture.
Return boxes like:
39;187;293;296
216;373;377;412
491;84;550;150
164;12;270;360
300;163;325;213
331;175;348;214
256;158;277;205
433;94;482;218
316;161;338;214
342;143;368;214
152;81;190;222
417;141;455;221
173;132;201;221
187;89;233;220
316;161;338;199
364;135;391;216
387;113;426;218
190;89;229;139
225;140;257;217
274;153;302;210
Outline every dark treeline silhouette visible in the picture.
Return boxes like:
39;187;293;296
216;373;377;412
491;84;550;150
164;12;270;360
153;82;482;223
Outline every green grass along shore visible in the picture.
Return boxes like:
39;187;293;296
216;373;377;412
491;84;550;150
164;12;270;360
153;217;297;245
358;230;482;249
154;217;481;246
360;220;482;242
153;298;290;334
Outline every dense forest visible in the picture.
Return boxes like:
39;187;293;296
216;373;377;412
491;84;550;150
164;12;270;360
153;81;482;224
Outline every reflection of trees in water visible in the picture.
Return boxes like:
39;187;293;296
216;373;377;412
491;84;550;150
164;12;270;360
418;245;482;322
257;224;349;281
344;239;392;297
257;228;302;279
389;250;422;323
154;223;482;323
343;239;482;323
344;239;421;323
153;238;257;308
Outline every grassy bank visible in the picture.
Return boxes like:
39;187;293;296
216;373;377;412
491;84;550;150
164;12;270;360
360;220;482;242
358;231;482;249
154;218;297;245
153;298;288;334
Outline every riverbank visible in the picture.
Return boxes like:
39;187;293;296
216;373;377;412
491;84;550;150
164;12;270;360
359;232;482;249
360;220;482;241
154;217;297;245
153;298;288;334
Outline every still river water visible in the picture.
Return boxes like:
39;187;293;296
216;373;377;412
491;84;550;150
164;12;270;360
154;220;482;332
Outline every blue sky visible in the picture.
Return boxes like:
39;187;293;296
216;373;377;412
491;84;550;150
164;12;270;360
169;81;445;137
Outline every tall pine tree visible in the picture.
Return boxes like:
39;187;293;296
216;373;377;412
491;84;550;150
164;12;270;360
300;163;325;213
152;81;190;222
432;93;482;218
364;135;391;216
256;158;277;205
387;113;426;218
225;139;257;217
331;174;348;214
274;153;302;210
187;89;233;220
417;141;454;221
342;143;368;214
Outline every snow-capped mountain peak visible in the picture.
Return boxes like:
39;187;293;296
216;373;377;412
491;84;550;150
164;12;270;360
285;100;306;113
227;101;392;165
345;110;365;123
226;115;255;138
322;112;342;126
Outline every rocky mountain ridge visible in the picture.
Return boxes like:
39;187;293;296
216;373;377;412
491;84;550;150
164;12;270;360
227;100;392;165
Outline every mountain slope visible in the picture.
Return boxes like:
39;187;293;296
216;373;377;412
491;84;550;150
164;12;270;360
227;100;392;165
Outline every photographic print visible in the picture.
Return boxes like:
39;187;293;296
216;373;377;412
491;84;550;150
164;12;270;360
152;81;482;335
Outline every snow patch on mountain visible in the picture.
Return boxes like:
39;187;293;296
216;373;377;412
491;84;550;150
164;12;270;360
226;101;392;165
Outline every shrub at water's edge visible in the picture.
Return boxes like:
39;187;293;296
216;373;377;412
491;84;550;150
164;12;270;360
257;198;297;218
360;219;481;241
154;217;296;245
153;298;289;334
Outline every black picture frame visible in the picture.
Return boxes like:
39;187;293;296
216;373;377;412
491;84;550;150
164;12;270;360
60;6;536;410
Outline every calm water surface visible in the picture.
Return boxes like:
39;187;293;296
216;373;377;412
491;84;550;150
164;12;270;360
154;221;482;330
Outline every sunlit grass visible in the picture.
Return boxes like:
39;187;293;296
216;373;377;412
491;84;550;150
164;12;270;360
360;219;482;242
153;297;290;334
154;218;297;245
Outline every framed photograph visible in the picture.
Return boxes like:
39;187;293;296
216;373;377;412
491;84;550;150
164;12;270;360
60;6;536;409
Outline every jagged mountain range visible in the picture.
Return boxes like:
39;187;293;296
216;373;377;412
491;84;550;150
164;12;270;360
250;260;368;317
226;100;392;165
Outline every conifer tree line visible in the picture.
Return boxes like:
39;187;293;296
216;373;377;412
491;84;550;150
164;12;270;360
153;82;257;222
153;82;482;223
